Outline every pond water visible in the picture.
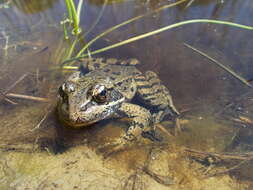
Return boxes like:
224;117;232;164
0;0;253;189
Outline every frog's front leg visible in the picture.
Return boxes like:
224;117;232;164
98;103;152;157
118;102;153;141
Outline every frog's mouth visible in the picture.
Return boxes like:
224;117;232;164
57;105;96;128
58;114;96;128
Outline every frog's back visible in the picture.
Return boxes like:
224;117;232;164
86;64;141;100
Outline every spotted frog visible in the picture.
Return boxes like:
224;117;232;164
57;58;179;149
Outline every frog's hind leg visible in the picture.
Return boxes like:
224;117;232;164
118;102;153;141
135;71;181;134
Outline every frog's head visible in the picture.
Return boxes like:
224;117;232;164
57;72;124;128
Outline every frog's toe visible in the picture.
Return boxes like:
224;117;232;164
97;139;129;158
141;130;163;142
174;118;182;136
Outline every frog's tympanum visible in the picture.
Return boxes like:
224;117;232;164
57;58;179;151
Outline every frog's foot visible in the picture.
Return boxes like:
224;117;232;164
97;136;135;158
174;118;182;136
141;130;163;142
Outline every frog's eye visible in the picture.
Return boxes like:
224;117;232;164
58;84;69;103
92;85;107;103
58;85;65;98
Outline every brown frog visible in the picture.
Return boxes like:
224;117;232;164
57;58;180;151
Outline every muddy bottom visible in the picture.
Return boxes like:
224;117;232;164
0;143;245;190
0;101;252;190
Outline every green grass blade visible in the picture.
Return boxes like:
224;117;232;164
76;0;189;57
65;0;73;22
69;0;79;34
77;0;84;25
63;66;79;70
84;0;108;36
79;19;253;58
65;38;79;60
184;43;252;88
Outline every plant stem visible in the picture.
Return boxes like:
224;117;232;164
184;43;252;88
76;19;253;59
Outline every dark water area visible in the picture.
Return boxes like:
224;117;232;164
1;0;252;106
1;0;253;188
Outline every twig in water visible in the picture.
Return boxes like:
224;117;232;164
184;147;253;177
183;43;252;88
0;91;17;105
0;143;35;153
142;166;175;186
36;68;40;87
184;147;253;161
185;0;195;8
2;31;9;64
31;106;54;131
6;93;49;102
4;73;29;93
155;123;174;137
216;90;253;116
205;159;250;178
0;73;28;104
84;0;108;36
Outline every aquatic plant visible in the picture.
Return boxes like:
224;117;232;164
61;0;253;87
64;19;253;64
61;0;83;39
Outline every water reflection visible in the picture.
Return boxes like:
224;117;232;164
12;0;59;14
88;0;125;6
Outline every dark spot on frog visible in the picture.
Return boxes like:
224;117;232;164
79;64;89;76
117;81;123;86
112;71;121;75
104;68;111;72
94;63;100;68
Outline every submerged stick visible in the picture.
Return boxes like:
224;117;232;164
205;159;250;178
4;73;29;93
184;43;252;88
6;93;49;102
84;0;108;36
155;123;174;137
0;73;29;104
142;167;175;186
0;91;17;105
184;148;253;161
31;105;54;132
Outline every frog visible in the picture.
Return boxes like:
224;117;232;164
57;57;180;153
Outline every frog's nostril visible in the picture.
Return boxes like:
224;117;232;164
69;113;79;122
76;117;82;123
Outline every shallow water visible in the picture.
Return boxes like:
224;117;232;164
0;0;253;189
